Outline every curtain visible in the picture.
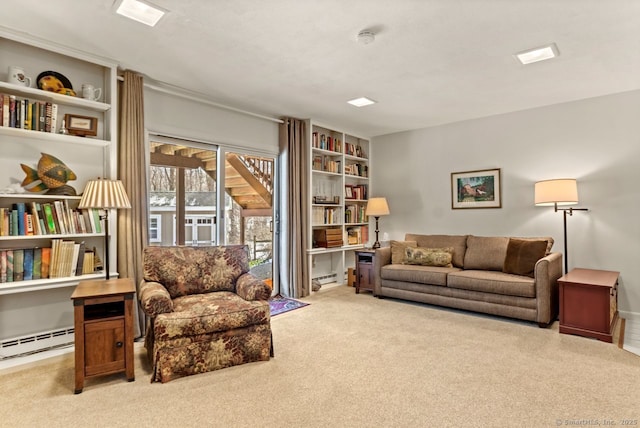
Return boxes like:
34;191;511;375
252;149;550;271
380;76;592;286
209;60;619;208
117;70;148;337
278;118;309;298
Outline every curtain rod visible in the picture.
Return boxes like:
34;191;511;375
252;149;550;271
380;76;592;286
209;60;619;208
117;75;284;124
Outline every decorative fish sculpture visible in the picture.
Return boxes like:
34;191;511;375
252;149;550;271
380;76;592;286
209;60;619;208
20;153;78;195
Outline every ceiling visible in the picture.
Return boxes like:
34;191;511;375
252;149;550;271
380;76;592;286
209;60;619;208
2;1;639;137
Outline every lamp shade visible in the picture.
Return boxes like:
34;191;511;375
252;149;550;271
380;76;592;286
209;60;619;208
365;197;390;216
534;179;578;206
78;178;132;209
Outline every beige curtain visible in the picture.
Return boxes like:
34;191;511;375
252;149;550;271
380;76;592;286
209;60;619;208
117;70;148;337
278;118;309;298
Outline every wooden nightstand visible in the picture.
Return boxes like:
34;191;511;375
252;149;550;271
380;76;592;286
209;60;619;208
71;278;136;393
355;250;376;295
558;268;619;343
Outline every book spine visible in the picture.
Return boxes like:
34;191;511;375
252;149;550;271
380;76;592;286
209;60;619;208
0;250;6;283
14;203;26;235
23;248;34;281
41;247;51;279
2;94;10;127
50;103;58;133
45;102;52;133
13;249;24;281
42;203;57;234
6;249;13;282
33;247;42;280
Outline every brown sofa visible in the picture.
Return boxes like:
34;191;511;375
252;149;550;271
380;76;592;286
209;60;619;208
373;234;563;326
139;245;272;383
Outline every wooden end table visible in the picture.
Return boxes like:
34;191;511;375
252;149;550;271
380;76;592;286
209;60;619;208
355;249;376;295
558;268;619;343
71;278;136;393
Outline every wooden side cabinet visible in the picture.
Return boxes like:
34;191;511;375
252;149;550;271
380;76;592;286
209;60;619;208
558;268;619;343
355;250;375;295
71;278;136;393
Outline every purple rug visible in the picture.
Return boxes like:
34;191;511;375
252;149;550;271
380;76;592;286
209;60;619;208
269;295;309;316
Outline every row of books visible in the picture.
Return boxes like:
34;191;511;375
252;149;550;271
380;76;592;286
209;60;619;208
345;162;368;177
0;202;104;237
344;142;367;159
345;184;368;200
345;204;368;224
0;241;98;283
312;132;342;153
346;226;369;245
312;155;341;173
312;206;341;225
0;93;59;132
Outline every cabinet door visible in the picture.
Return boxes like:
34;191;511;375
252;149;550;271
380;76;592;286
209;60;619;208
359;263;373;289
84;318;125;376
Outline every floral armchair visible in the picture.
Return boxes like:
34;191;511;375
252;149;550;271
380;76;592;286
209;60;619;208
139;245;272;383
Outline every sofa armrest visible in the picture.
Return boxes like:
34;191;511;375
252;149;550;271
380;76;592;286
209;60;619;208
139;280;174;317
374;247;392;296
236;273;271;301
534;252;563;325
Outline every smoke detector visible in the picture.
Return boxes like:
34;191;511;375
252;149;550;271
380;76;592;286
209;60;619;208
356;30;375;45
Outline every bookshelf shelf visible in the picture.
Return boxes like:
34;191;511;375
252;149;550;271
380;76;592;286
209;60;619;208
0;125;110;147
307;120;371;291
0;272;108;296
0;81;111;112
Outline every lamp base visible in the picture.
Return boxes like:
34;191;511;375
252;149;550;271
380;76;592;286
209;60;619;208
372;216;381;249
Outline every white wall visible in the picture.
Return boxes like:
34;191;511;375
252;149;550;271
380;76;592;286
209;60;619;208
371;90;640;317
144;89;279;154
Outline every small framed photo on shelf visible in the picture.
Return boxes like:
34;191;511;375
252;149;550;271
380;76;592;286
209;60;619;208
344;185;353;199
451;168;501;209
64;114;98;137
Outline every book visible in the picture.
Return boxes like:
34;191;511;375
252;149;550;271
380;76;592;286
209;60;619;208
53;200;67;234
50;103;58;133
75;241;86;276
42;203;57;234
23;248;34;281
33;247;42;280
13;203;26;235
41;247;51;279
0;250;6;283
6;249;13;282
82;250;94;275
13;249;24;281
91;209;102;233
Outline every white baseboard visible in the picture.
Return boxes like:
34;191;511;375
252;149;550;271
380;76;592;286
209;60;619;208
619;310;640;321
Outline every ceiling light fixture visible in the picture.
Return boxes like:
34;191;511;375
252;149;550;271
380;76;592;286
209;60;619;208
515;43;559;65
115;0;166;27
356;30;375;45
347;97;376;107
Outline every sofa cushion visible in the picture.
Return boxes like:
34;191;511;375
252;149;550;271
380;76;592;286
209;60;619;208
447;270;536;298
390;240;417;264
404;247;453;267
503;238;548;278
143;245;249;298
381;264;460;286
517;236;555;255
405;234;468;268
153;291;270;341
463;235;509;271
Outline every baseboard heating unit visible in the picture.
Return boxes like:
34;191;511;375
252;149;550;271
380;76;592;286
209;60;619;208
0;327;74;359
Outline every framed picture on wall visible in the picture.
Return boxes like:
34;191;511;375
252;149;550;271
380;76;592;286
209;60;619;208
451;168;502;209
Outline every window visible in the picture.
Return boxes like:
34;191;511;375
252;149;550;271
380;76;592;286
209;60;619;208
149;214;162;243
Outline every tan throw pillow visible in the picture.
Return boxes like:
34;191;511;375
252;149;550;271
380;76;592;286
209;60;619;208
502;238;548;278
404;247;453;267
390;240;417;264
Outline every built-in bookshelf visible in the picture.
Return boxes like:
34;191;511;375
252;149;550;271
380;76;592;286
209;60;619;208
0;29;118;358
307;121;370;291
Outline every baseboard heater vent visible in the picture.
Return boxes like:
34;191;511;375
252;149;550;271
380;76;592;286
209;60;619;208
312;274;337;285
0;327;74;359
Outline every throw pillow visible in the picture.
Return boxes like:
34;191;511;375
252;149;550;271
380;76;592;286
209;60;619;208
390;240;417;264
404;247;453;267
502;238;548;278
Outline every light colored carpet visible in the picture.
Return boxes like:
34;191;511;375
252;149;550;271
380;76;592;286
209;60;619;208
1;285;639;427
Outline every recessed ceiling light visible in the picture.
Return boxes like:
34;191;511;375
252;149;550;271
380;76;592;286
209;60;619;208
347;97;376;107
115;0;166;27
515;43;559;65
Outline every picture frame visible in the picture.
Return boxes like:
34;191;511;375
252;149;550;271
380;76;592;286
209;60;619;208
451;168;502;209
344;185;353;199
64;114;98;137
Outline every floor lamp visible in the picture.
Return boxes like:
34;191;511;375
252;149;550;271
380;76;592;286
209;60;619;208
78;178;132;280
365;197;390;249
534;178;588;274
